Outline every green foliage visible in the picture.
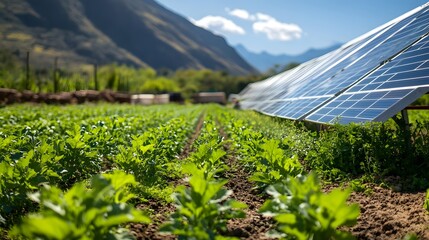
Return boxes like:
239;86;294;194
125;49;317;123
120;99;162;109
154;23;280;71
0;56;260;96
187;118;229;177
216;110;303;189
115;135;158;185
160;165;247;239
115;116;196;187
402;233;419;240
59;124;102;186
305;121;429;185
249;139;302;188
260;173;359;240
349;179;368;193
0;49;23;89
0;104;202;228
140;77;179;94
188;139;227;177
173;69;260;98
11;171;150;240
0;145;61;226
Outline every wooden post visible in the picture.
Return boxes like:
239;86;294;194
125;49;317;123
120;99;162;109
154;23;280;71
25;51;30;90
94;64;98;91
401;109;412;154
53;57;58;93
401;109;410;132
393;110;412;158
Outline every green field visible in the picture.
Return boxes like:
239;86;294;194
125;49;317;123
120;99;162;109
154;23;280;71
1;104;428;239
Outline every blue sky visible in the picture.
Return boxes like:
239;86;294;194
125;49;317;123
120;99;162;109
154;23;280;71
156;0;427;55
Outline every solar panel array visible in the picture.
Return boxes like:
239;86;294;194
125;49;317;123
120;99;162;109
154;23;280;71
239;3;429;124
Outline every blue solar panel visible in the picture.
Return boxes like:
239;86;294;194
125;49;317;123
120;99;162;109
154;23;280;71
306;88;425;123
240;3;429;124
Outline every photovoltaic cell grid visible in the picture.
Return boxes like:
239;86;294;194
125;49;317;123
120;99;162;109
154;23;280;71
239;3;429;124
307;34;429;124
306;89;416;124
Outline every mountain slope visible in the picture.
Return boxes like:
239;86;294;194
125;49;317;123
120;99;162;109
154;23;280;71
0;0;256;75
235;43;342;72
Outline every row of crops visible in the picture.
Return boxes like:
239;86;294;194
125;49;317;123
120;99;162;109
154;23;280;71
1;104;428;239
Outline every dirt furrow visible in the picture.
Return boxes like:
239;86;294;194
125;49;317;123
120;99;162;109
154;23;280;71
217;121;274;239
178;111;206;160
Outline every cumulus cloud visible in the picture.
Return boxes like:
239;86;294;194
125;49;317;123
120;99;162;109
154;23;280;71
190;16;246;35
227;8;255;21
226;8;302;41
255;13;274;21
253;13;302;41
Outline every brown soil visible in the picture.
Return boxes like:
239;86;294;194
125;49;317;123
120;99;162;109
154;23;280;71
178;112;206;160
323;183;429;240
224;177;429;240
218;121;274;239
130;200;175;240
347;187;429;239
224;163;274;240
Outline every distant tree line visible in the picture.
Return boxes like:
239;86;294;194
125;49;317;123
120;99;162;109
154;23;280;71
0;49;266;99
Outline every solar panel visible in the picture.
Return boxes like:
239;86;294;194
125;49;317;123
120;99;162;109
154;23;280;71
306;34;429;124
239;3;429;124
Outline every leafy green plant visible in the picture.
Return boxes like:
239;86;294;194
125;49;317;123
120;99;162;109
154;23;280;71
260;173;359;240
187;119;229;177
349;178;366;192
115;116;196;186
188;139;227;177
249;139;302;188
115;134;158;184
11;171;150;239
160;164;247;239
0;146;61;226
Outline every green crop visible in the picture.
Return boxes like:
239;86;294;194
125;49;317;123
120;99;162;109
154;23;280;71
160;164;247;239
260;173;359;240
187;118;229;178
0;144;62;226
249;139;302;188
115;116;197;187
11;170;150;239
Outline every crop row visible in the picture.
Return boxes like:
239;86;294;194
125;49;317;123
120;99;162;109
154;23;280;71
1;104;428;239
0;104;202;230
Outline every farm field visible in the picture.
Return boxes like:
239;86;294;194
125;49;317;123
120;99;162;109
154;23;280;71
0;104;428;239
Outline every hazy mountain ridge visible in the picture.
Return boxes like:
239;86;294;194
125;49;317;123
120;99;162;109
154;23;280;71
0;0;256;75
235;43;343;72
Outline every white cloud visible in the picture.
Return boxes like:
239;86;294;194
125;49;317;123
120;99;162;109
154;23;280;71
227;8;255;21
190;16;246;35
255;13;274;21
253;14;302;41
225;8;303;41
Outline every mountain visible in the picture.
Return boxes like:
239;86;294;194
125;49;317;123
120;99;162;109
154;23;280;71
235;43;342;72
0;0;256;75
